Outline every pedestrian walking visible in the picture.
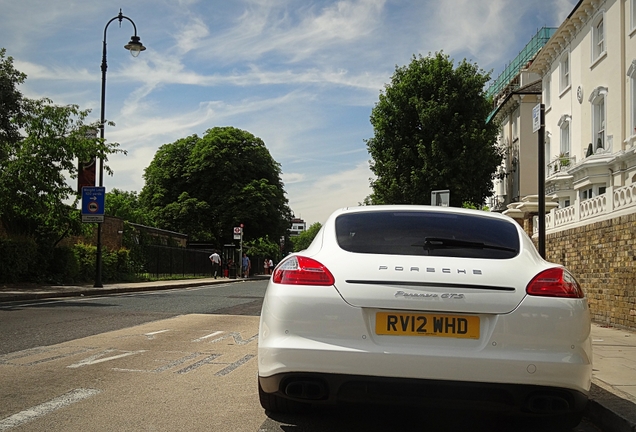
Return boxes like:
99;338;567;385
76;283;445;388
268;258;273;274
264;257;270;275
242;253;251;278
209;250;221;279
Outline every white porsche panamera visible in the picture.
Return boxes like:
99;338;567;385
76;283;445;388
257;205;592;427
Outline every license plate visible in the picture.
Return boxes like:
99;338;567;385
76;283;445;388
375;312;480;339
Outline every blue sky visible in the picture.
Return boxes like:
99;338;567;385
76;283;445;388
1;0;575;226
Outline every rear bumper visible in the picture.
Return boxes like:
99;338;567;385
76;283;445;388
259;372;589;415
258;283;593;399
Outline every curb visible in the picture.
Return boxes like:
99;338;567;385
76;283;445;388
0;278;246;303
585;383;636;432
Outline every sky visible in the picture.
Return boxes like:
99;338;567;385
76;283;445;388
0;0;576;227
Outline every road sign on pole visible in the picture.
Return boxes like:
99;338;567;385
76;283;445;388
81;186;105;223
532;104;541;133
233;226;242;240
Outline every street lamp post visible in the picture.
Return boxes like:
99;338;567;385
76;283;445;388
95;9;146;288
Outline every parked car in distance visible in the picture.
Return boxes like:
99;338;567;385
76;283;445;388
257;205;591;428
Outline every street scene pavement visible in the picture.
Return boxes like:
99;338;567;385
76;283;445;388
1;277;635;432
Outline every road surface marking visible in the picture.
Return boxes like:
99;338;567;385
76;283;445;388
67;349;146;369
0;388;100;431
207;332;257;345
192;331;224;342
144;329;170;339
215;354;255;376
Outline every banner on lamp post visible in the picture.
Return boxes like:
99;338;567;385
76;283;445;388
78;129;99;192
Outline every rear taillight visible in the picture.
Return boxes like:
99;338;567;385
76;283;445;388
272;255;335;286
526;268;584;298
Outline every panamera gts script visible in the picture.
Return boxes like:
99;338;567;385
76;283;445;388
394;290;465;299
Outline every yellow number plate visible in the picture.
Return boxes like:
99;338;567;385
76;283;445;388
375;312;480;339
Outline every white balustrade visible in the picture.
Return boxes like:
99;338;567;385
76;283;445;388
579;195;607;220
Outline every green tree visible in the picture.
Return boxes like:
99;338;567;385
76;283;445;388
245;236;281;262
366;52;500;207
140;126;292;244
0;49;124;246
0;48;24;148
291;222;322;252
105;189;152;225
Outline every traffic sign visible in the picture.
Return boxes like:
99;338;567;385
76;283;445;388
81;186;105;223
532;104;541;133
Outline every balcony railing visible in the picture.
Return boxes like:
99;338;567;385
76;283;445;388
534;183;636;235
546;155;576;177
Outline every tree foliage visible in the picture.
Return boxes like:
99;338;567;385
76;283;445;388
0;48;124;246
140;126;292;244
245;236;281;262
291;222;322;252
105;189;152;225
366;52;501;207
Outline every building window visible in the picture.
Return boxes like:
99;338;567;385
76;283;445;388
632;0;636;32
544;75;551;108
512;109;519;141
580;188;593;200
591;12;606;62
560;52;570;93
589;87;608;152
629;60;636;137
558;114;571;156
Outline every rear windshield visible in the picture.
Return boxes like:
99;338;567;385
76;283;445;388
335;211;520;259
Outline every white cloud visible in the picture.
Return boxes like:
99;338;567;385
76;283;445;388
197;0;386;63
287;161;373;224
282;173;305;184
1;0;581;233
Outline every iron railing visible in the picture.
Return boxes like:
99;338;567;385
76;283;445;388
129;244;218;279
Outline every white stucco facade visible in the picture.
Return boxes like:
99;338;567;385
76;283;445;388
527;0;636;233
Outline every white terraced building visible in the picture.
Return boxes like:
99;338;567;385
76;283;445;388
497;0;636;234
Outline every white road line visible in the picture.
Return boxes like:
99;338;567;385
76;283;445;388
0;388;100;431
192;331;224;342
144;329;170;339
67;349;147;369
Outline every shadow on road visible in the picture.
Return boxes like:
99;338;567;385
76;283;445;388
260;405;590;432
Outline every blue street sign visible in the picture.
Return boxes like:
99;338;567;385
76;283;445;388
81;186;105;222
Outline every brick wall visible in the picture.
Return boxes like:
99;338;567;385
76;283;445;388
541;214;636;331
58;216;124;250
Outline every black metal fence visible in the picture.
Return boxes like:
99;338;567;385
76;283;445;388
127;244;273;279
129;244;217;279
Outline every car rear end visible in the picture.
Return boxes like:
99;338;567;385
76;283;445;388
258;206;591;423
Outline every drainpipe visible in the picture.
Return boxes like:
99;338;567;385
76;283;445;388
621;0;626;149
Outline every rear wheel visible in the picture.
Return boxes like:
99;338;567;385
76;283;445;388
258;380;310;413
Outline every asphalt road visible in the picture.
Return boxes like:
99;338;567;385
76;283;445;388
0;280;603;432
0;280;266;355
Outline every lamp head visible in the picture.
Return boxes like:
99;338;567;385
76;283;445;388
124;35;146;57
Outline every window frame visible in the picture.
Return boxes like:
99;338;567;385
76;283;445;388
545;132;551;176
629;60;636;139
589;87;608;152
558;114;571;156
544;74;552;109
591;11;606;64
560;52;570;94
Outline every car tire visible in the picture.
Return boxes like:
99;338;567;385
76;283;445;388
258;380;310;413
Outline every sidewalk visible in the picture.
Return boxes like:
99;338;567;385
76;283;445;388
0;279;635;432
